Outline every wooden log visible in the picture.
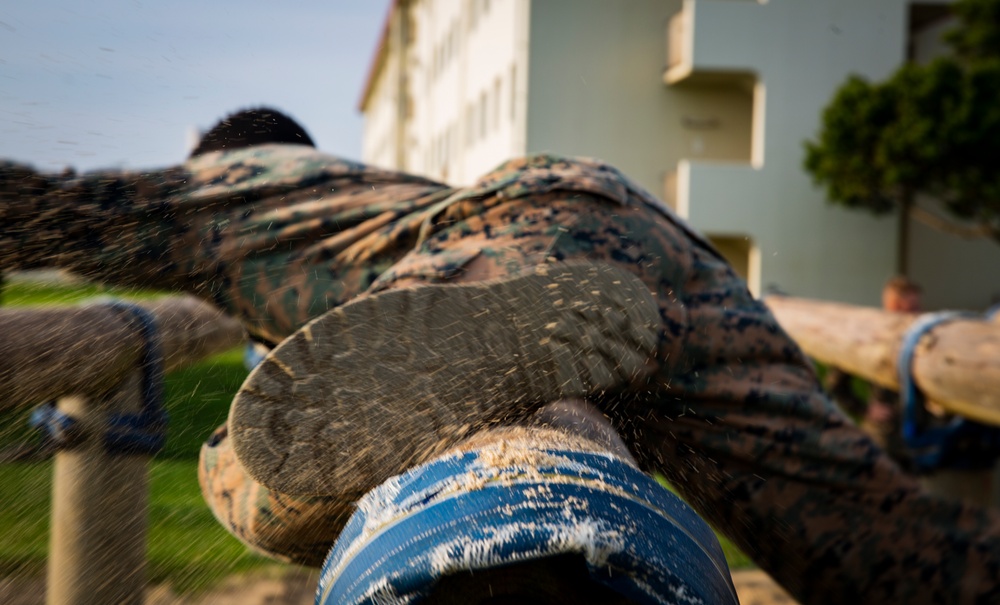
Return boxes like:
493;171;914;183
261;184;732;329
766;296;1000;426
0;295;245;412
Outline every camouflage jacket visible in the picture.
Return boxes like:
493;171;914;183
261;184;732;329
1;146;456;343
1;145;713;344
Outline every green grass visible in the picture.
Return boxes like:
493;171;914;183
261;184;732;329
0;280;165;307
0;280;284;593
0;460;276;591
655;474;754;570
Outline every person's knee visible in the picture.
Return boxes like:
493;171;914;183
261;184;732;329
198;425;346;567
531;399;638;465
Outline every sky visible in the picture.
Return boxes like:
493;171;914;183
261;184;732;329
0;1;389;171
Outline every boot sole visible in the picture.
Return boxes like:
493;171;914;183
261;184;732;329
228;262;661;497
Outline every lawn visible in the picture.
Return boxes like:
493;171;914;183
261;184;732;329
0;280;284;594
0;278;754;596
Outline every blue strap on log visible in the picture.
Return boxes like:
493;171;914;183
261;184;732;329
101;301;168;456
27;301;167;456
900;311;1000;471
317;447;738;605
243;341;270;371
987;303;1000;322
29;401;80;447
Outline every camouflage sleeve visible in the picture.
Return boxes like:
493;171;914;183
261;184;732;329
629;240;1000;605
822;366;869;418
0;159;204;293
0;150;453;343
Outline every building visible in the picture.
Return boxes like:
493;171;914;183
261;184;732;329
358;0;1000;310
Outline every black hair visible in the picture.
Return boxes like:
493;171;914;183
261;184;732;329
189;107;316;157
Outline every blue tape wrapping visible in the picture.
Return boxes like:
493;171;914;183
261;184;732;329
244;341;271;371
986;303;1000;322
29;401;80;447
100;301;168;456
26;301;167;455
316;446;738;605
899;311;1000;471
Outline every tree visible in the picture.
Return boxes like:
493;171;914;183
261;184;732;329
804;0;1000;271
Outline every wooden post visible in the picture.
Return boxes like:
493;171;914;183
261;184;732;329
48;373;148;605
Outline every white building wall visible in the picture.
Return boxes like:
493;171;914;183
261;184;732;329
667;0;915;304
361;0;530;186
361;58;401;170
363;0;1000;310
524;2;753;181
454;0;529;183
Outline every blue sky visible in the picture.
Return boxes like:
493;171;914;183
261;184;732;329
0;1;388;171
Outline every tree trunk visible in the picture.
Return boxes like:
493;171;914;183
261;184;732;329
897;193;913;277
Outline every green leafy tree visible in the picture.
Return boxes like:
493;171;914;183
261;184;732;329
805;0;1000;270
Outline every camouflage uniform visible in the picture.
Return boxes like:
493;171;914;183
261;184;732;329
824;368;914;470
3;146;1000;605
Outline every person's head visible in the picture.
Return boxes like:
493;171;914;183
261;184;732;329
188;107;316;158
882;276;922;313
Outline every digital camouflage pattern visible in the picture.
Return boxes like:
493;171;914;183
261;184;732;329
4;145;1000;605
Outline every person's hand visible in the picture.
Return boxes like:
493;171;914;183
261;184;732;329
866;400;895;424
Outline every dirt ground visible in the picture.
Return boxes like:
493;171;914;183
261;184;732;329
0;567;795;604
0;568;318;605
731;569;799;605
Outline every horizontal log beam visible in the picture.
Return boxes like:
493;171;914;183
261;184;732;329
0;295;244;412
766;296;1000;426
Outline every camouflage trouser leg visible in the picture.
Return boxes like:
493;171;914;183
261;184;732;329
198;425;354;567
201;191;1000;603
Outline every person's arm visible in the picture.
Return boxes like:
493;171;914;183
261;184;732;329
2;150;455;341
0;160;204;293
823;366;869;418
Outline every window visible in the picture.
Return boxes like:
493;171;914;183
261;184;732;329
479;91;488;140
442;129;450;167
493;77;502;131
510;64;517;121
466;104;475;147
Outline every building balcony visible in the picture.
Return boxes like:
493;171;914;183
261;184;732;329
664;0;760;87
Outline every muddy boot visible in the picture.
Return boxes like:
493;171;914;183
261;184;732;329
228;261;661;497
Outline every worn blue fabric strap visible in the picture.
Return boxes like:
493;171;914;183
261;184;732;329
244;341;271;371
899;311;1000;471
101;301;168;456
987;303;1000;322
26;301;167;455
317;446;738;605
29;401;79;446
